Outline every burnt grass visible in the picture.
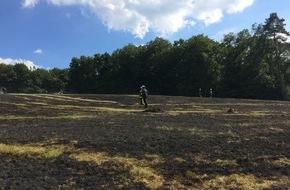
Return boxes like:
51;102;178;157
0;93;289;189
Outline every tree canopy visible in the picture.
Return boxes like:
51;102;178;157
1;13;289;100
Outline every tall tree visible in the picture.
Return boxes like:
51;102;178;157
68;56;96;93
49;68;69;92
0;64;16;91
31;68;50;93
93;52;115;93
262;13;290;99
145;37;172;94
13;63;32;92
178;35;220;96
112;44;141;93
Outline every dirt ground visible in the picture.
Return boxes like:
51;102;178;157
0;93;289;190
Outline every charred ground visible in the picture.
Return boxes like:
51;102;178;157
0;94;289;189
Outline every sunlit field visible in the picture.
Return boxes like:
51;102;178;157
0;94;289;189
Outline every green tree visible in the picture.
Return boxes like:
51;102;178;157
177;35;220;96
68;56;96;93
0;63;16;91
144;37;172;94
31;68;50;93
262;13;290;99
13;63;32;92
49;68;69;92
111;44;141;93
220;30;256;98
93;52;116;93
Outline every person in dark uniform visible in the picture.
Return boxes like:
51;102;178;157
209;88;213;98
199;88;202;97
1;87;7;94
140;85;148;108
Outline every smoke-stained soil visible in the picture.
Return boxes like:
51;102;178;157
0;94;289;189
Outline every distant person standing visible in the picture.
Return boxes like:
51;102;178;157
1;87;7;94
198;88;202;97
140;85;148;108
209;88;213;98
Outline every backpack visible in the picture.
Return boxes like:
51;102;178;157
141;89;148;98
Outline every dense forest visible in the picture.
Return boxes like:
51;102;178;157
1;13;290;100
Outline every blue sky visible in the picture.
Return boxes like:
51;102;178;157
0;0;289;69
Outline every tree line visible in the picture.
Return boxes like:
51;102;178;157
1;13;290;100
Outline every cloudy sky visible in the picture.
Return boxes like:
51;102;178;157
0;0;289;69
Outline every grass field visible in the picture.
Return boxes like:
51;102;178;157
0;93;289;189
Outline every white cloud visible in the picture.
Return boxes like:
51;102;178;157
22;0;39;8
34;48;43;54
22;0;254;38
278;33;290;43
268;33;290;44
0;57;41;70
226;0;253;14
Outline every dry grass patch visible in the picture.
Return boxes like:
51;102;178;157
29;102;49;105
16;94;118;104
269;127;285;133
0;143;65;158
189;128;208;136
71;152;164;189
0;114;96;120
202;174;288;190
167;109;223;115
273;157;290;166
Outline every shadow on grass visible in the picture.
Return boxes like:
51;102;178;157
0;152;150;189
